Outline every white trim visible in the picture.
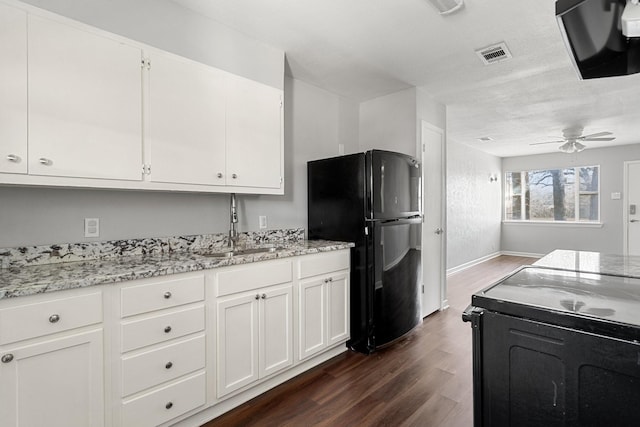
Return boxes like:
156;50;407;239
502;220;603;228
499;250;544;258
446;250;543;277
446;251;501;276
623;160;640;256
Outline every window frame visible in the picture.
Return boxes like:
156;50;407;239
503;165;601;224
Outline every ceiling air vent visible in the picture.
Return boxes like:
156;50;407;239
476;42;512;65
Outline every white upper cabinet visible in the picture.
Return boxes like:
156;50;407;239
0;3;27;174
226;74;283;190
28;15;142;181
146;51;226;186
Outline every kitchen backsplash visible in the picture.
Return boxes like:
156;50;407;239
0;228;304;269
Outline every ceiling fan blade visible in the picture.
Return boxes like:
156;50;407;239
579;131;612;139
582;137;615;142
530;140;565;146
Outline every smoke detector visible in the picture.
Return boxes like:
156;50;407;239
476;42;513;65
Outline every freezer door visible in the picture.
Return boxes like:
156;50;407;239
371;218;422;347
367;150;421;220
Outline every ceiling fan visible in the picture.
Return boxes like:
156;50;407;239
530;127;616;153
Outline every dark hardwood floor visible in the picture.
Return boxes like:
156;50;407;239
202;255;536;427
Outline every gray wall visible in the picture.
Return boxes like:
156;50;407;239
446;140;502;269
501;143;640;256
0;0;361;247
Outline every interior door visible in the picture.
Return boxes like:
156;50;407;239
625;161;640;255
420;121;446;317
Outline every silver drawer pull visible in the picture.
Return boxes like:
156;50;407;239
1;354;13;363
164;326;172;333
232;173;238;179
6;154;20;162
217;173;223;178
165;361;173;369
164;291;172;299
38;157;52;166
255;294;260;300
49;314;60;323
165;402;173;410
261;293;267;299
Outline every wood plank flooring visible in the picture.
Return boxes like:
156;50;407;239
202;255;536;427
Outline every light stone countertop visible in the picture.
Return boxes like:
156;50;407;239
534;249;640;277
0;237;353;300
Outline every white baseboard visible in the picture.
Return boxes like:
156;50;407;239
446;251;501;276
446;250;543;276
500;250;544;258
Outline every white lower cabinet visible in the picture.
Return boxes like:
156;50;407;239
216;284;293;398
298;251;351;360
0;250;350;427
115;273;207;427
0;290;104;427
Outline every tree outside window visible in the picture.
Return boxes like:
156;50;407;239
505;166;599;222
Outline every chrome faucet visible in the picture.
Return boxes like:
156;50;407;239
229;193;239;250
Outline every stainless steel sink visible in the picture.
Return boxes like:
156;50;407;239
198;247;282;258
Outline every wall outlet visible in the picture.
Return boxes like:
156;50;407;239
259;215;268;229
338;144;345;155
84;218;100;238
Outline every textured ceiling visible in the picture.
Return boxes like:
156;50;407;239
171;0;640;157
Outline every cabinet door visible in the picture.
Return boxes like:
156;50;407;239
0;3;27;174
259;285;293;378
327;272;350;346
298;278;326;360
146;51;226;185
216;293;259;397
0;329;104;427
28;16;142;180
226;75;283;190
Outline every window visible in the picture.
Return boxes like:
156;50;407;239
504;166;600;222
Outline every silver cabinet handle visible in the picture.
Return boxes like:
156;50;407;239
1;354;13;363
631;219;639;223
164;326;172;333
261;293;267;299
6;154;20;162
164;291;172;299
165;361;173;369
49;314;60;323
435;228;444;235
255;294;260;300
232;173;238;179
165;402;173;410
217;173;223;178
328;277;333;282
39;158;52;166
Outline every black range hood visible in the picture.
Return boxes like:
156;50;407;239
556;0;640;79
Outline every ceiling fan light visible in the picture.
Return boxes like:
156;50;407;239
558;141;573;153
573;141;586;152
426;0;464;15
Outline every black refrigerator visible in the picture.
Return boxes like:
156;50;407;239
308;149;422;354
463;265;640;426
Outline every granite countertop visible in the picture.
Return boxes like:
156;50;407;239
0;230;353;300
534;249;640;278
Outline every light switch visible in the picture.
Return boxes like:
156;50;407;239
259;216;267;229
611;192;621;200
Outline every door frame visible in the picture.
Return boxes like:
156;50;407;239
623;160;640;255
419;120;447;314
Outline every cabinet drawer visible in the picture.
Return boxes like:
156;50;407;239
121;371;206;427
121;274;204;317
121;305;204;353
298;250;350;279
121;335;206;396
0;292;102;345
217;260;292;296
